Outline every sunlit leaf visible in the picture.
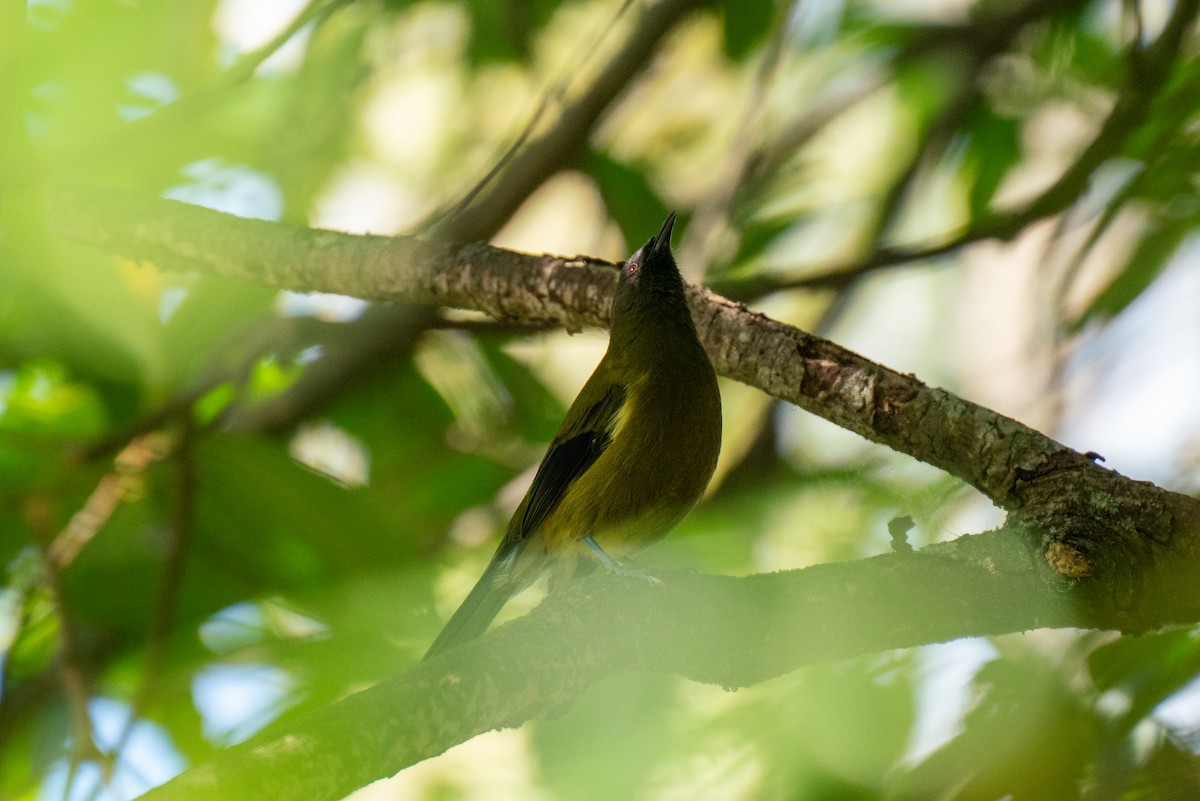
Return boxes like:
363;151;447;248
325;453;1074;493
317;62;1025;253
461;0;557;65
586;149;671;251
1088;629;1200;731
897;655;1098;800
0;361;108;439
713;0;776;60
963;105;1021;221
1072;212;1194;330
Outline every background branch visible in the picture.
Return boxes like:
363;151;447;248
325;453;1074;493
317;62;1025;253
208;0;702;440
715;0;1200;300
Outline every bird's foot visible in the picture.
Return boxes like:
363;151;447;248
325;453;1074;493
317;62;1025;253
582;536;663;585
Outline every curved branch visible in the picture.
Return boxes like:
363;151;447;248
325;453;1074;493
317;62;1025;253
52;184;1200;591
134;517;1200;801
46;185;1087;501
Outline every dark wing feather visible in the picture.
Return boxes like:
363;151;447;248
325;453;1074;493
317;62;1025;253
422;382;627;661
517;383;626;540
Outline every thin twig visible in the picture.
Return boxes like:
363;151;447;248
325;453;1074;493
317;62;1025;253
22;495;104;800
51;435;172;566
710;0;1190;302
683;0;801;273
714;0;1198;301
102;415;196;793
436;0;703;241
424;0;638;233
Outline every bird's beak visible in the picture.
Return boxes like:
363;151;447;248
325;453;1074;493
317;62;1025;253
649;212;676;257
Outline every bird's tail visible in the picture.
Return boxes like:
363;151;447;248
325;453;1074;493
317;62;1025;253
422;541;523;661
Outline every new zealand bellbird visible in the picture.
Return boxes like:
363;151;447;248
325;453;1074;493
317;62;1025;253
424;213;722;659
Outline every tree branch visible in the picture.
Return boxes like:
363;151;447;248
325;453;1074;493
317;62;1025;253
51;184;1200;596
134;518;1200;801
41;186;1100;499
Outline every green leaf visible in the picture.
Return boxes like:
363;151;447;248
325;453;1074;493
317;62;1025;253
585;150;670;250
322;356;517;551
475;336;568;444
193;436;401;582
462;0;557;65
713;0;776;60
161;276;278;391
727;214;797;270
0;361;108;440
5;587;60;681
1071;212;1194;330
1088;629;1200;730
963;105;1021;221
533;673;679;801
727;656;915;791
898;655;1097;800
7;243;159;389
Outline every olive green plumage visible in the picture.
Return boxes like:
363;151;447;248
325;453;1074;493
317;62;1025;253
424;213;722;659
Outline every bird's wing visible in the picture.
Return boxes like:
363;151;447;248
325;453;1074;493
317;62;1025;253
423;382;627;660
515;382;627;541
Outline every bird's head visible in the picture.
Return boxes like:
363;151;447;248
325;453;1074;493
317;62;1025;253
612;212;689;330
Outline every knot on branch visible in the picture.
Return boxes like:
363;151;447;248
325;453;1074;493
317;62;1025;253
1045;542;1092;578
1014;464;1182;618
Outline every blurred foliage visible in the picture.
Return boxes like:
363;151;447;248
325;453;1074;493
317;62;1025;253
3;1;1200;800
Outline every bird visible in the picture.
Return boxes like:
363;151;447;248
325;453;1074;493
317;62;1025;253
423;212;722;660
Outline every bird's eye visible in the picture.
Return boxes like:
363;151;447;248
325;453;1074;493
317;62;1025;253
623;262;640;279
